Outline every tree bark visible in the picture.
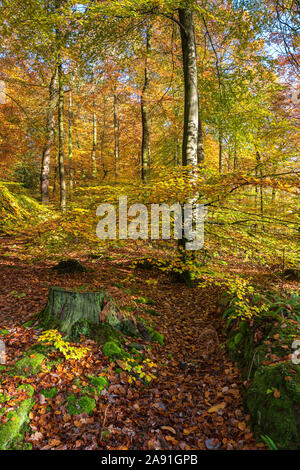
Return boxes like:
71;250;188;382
37;287;140;339
68;89;73;199
218;128;223;174
58;62;66;212
141;22;152;183
113;92;119;182
179;7;199;167
233;136;238;170
178;6;200;264
100;95;107;179
255;151;264;230
38;287;107;334
91;100;97;178
40;68;57;204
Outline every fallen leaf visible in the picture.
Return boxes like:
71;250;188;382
161;426;176;434
207;402;226;413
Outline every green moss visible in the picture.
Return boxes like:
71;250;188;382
89;376;109;393
101;430;110;440
70;319;94;340
0;393;10;403
121;319;138;337
145;308;161;317
129;342;144;351
225;291;300;449
38;287;106;334
17;384;35;398
11;353;45;377
226;318;271;377
136;296;155;306
0;329;9;336
66;393;96;416
40;387;57;399
28;342;54;355
0;182;50;234
44;358;63;371
77;396;94;416
245;363;300;449
0;397;35;450
234;332;243;345
148;328;164;346
102;341;125;359
70;319;123;346
22;319;37;328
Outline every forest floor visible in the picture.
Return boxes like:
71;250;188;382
0;236;271;450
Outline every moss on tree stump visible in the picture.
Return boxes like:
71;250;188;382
37;287;164;353
38;287;111;334
38;287;139;339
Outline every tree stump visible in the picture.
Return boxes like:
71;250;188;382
52;259;88;275
38;287;121;335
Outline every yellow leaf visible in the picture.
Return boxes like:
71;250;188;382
207;402;226;413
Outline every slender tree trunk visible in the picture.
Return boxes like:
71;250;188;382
68;89;73;199
141;22;152;182
52;151;58;196
218;127;223;173
58;62;66;212
179;7;199;167
256;151;264;229
40;69;57;204
233;137;238;170
100;96;107;179
113;92;119;182
175;137;180;166
91;100;97;178
173;100;181;166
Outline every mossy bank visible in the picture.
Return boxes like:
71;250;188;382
223;291;300;449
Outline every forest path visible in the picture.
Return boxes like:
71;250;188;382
0;239;261;449
110;268;261;450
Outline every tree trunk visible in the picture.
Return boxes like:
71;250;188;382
40;68;57;204
218;127;223;174
91;100;97;178
233;136;238;170
178;6;200;264
175;137;180;166
52;153;58;196
68;89;73;199
113;92;119;182
141;22;152;183
100;95;107;179
255;151;264;230
58;62;66;212
179;7;199;167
